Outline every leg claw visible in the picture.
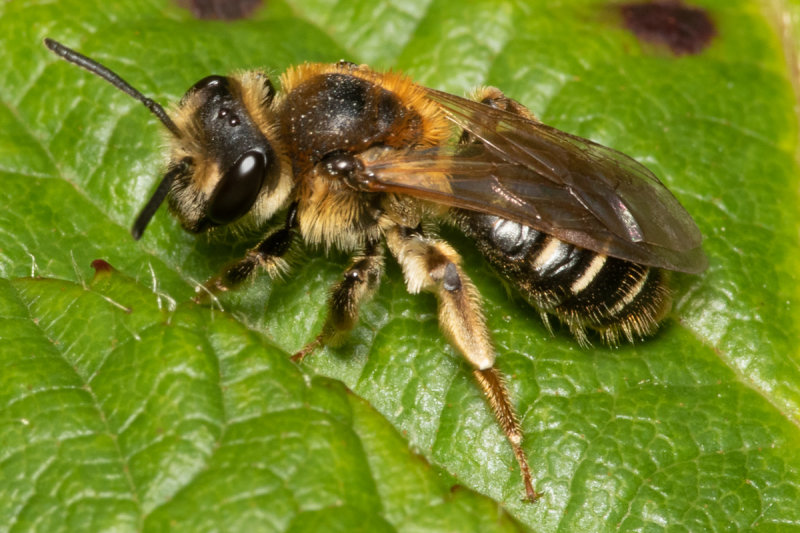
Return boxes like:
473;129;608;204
194;277;229;305
291;336;323;363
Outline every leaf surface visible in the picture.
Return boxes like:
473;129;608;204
1;0;799;530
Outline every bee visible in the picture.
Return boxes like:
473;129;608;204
44;38;707;502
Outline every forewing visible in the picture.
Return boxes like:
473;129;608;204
364;89;706;273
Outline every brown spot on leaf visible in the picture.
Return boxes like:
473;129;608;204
449;483;465;494
176;0;262;20
620;0;715;55
91;259;115;273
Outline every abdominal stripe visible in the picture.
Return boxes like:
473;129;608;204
460;211;666;340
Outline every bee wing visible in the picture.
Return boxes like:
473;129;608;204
363;88;707;273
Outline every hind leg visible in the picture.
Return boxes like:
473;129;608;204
385;225;540;502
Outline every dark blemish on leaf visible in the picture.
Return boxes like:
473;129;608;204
91;259;115;273
449;484;465;494
620;0;716;55
175;0;262;20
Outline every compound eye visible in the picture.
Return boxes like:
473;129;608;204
207;150;267;224
190;75;227;93
181;75;228;104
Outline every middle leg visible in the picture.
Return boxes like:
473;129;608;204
292;240;385;362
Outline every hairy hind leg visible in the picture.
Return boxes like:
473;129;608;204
385;225;540;502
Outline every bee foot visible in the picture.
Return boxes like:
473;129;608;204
291;335;324;363
193;277;229;305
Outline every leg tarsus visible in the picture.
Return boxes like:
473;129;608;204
474;367;542;503
291;334;323;363
194;249;265;304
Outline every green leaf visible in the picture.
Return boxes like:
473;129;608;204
2;0;799;531
0;268;520;531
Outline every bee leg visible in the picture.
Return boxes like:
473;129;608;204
194;203;298;303
459;88;540;144
385;226;541;502
473;86;538;120
292;240;385;363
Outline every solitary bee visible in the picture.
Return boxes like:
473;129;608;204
44;38;706;502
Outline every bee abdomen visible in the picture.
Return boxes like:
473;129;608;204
458;212;671;345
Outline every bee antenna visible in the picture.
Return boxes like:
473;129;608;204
131;163;186;240
44;38;181;138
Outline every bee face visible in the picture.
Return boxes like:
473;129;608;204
166;73;290;234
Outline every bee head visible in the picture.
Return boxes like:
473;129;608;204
164;72;288;236
43;39;291;240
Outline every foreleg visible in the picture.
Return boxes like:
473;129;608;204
195;203;298;303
